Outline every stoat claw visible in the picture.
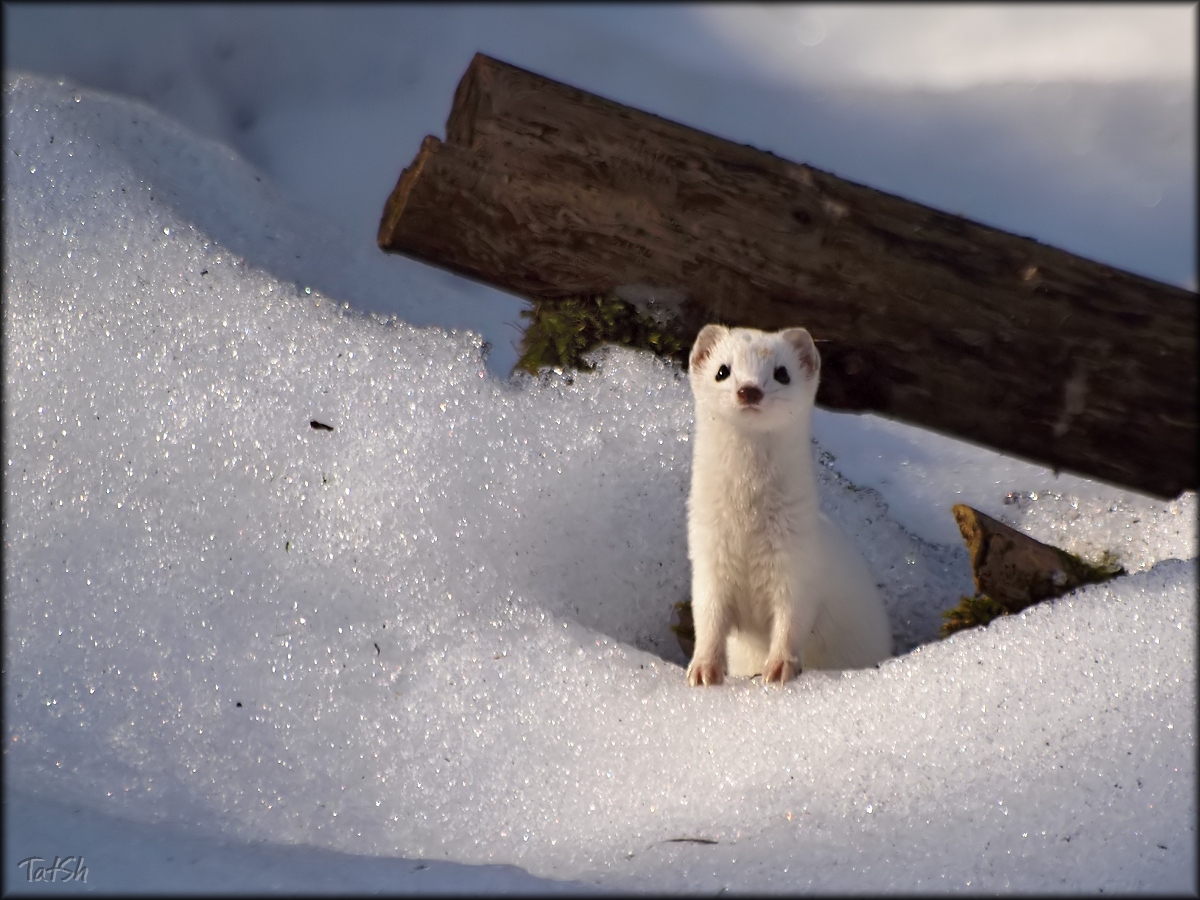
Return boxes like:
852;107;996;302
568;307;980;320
687;659;724;687
763;657;799;685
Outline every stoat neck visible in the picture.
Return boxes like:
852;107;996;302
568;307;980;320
694;412;820;512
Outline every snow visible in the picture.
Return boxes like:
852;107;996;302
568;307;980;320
5;790;581;896
4;5;1196;895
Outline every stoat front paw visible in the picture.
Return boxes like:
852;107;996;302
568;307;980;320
763;657;799;685
687;658;725;687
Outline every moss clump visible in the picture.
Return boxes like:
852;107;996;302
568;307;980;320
670;599;695;659
941;593;1008;636
1079;549;1125;581
941;548;1126;637
514;294;686;376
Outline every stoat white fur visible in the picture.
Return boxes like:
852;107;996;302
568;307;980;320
685;324;892;686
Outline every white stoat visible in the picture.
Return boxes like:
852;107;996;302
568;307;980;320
685;324;892;686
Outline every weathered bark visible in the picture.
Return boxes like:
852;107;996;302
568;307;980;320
379;53;1197;499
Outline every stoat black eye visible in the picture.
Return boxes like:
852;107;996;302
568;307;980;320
774;366;790;384
715;364;731;382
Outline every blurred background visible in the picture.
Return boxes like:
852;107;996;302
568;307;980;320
6;3;1194;293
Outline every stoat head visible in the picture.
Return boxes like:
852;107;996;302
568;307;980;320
688;324;820;432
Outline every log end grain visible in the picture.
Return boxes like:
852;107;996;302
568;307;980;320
378;135;442;250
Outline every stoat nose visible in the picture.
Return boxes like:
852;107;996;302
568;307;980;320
737;384;764;405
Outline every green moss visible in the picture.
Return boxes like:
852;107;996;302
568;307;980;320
1038;545;1126;605
941;593;1008;636
942;549;1125;638
670;599;695;658
1078;549;1125;581
513;294;687;376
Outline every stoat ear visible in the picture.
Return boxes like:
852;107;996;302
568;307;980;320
780;328;819;379
689;324;728;371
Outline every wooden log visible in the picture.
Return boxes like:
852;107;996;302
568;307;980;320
951;504;1122;610
942;503;1124;635
379;53;1197;499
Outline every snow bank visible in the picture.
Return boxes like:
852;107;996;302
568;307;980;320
5;74;1195;893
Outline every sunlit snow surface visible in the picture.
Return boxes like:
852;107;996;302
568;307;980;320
5;75;1196;894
